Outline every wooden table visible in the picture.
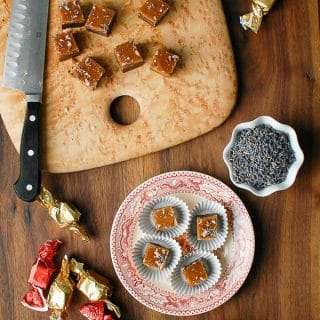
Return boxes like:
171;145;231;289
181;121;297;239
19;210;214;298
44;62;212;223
0;0;319;319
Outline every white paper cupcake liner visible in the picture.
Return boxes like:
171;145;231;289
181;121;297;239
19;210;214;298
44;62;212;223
139;196;191;238
188;200;228;251
131;235;182;281
171;251;221;295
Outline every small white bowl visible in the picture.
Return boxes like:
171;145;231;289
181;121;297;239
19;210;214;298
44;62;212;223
223;116;304;197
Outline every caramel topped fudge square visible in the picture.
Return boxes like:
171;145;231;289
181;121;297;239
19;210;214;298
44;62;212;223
152;206;177;231
71;57;106;90
150;49;180;76
143;243;170;270
85;5;116;36
182;259;208;287
196;214;218;240
59;1;86;28
114;40;144;72
138;0;170;27
54;31;80;61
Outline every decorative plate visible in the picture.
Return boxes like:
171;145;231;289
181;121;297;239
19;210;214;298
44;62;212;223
110;171;255;316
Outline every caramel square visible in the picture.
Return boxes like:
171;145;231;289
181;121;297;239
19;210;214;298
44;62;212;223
59;1;86;28
54;31;80;61
138;0;170;27
196;214;218;240
85;5;116;36
182;259;208;287
114;40;144;72
152;206;177;231
150;49;179;76
143;243;170;270
70;57;106;90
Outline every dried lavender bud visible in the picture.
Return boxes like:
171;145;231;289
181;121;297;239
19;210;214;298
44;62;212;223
228;124;296;190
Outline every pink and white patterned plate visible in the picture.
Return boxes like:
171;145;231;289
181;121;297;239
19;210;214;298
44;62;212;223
110;171;255;316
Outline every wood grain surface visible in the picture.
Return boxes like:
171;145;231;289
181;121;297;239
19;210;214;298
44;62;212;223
0;0;319;319
0;0;237;173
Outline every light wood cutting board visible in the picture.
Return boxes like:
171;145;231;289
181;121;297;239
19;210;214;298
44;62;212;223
0;0;237;173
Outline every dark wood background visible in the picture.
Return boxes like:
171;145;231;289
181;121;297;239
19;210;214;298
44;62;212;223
0;0;319;319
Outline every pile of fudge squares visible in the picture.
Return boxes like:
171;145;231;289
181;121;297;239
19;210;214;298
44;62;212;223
54;0;180;89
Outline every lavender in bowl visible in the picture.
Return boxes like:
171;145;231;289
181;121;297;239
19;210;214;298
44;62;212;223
223;116;304;197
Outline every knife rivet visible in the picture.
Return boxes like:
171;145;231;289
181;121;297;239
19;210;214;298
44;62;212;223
29;115;36;122
26;184;33;191
27;150;34;156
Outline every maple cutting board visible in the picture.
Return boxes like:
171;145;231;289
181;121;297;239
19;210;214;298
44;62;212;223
0;0;237;173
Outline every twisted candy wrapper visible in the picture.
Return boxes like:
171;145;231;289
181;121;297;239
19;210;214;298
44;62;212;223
240;0;276;33
21;286;48;312
47;255;75;320
21;240;63;313
79;301;119;320
49;311;68;320
70;258;121;318
28;240;63;290
38;186;89;242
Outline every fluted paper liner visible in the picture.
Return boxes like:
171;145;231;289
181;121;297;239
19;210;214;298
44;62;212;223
139;196;191;238
187;200;228;251
132;235;182;281
171;252;221;295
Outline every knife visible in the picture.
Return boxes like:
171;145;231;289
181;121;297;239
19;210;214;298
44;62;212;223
3;0;49;202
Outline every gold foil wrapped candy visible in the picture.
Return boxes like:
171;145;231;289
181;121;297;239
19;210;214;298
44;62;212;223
70;258;121;318
240;0;276;33
38;186;89;242
47;255;75;319
49;311;68;320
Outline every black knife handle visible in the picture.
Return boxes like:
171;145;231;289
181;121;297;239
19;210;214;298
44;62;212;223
13;101;41;202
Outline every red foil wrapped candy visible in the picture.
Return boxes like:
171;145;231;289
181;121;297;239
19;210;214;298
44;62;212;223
21;240;63;314
38;239;62;266
28;240;62;289
21;286;48;312
79;301;119;320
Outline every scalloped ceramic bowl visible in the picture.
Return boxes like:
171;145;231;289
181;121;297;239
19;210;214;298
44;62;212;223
223;116;304;197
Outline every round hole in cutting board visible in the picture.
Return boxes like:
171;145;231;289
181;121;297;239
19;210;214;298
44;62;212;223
110;95;140;125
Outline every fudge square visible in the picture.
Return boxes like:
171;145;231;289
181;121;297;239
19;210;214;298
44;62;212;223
152;206;177;231
54;31;80;61
182;259;209;287
114;40;144;72
59;1;86;28
85;5;116;36
150;48;180;76
70;57;106;90
196;214;218;240
138;0;170;27
143;243;170;270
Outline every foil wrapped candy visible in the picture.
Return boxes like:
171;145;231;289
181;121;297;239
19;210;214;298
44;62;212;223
38;186;89;242
240;0;276;33
21;242;121;319
21;240;63;312
21;286;49;312
28;240;63;289
47;255;75;320
80;301;118;320
70;258;121;319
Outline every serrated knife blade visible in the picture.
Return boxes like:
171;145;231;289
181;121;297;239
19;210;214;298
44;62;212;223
2;0;49;202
